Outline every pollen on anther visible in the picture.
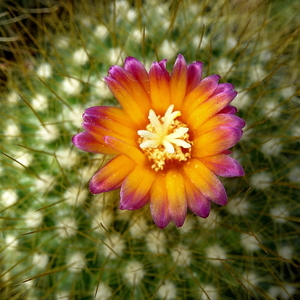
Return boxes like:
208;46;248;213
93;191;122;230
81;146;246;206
137;105;192;171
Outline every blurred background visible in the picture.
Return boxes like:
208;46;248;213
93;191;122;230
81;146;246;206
1;0;299;299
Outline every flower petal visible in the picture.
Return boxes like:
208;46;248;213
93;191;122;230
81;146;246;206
213;83;234;94
105;77;148;126
194;113;245;136
124;56;150;94
83;108;137;143
108;65;151;115
184;177;211;218
149;61;171;115
219;105;237;114
184;159;227;205
186;61;203;94
201;154;245;177
193;126;243;158
166;169;187;227
104;136;146;164
182;74;220;117
188;90;237;129
120;165;155;210
72;132;118;155
82;107;137;146
84;106;136;128
150;173;171;228
82;122;135;146
170;54;188;109
89;155;135;194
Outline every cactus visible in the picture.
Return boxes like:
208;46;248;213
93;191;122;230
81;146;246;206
1;0;299;299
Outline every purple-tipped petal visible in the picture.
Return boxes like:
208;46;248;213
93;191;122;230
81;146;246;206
193;126;244;157
182;74;221;116
219;105;237;114
170;54;188;108
172;54;187;73
186;61;203;94
124;56;150;93
82;111;137;143
119;166;155;210
158;59;168;72
213;83;235;95
81;121;134;147
72;132;117;155
150;174;171;229
194;114;246;135
107;66;151;116
105;76;148;125
83;106;135;127
184;159;228;206
108;65;150;101
89;155;135;194
188;90;238;128
108;65;133;81
201;154;245;177
185;179;211;218
166;170;187;227
149;61;171;114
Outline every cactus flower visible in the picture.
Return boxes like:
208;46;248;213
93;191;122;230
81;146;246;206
72;54;245;228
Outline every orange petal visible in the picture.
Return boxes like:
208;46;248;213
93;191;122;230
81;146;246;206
184;176;211;218
120;165;155;210
124;57;150;95
72;132;118;155
149;60;171;115
82;115;137;146
76;107;137;154
170;54;188;109
89;155;135;194
193;113;245;136
187;90;237;129
193;126;243;158
84;106;136;128
108;65;151;116
183;158;227;205
150;172;171;228
186;61;203;94
200;154;245;177
166;169;187;227
105;77;148;126
104;136;146;164
181;75;220;117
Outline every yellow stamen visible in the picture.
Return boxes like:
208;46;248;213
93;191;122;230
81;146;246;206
137;105;192;171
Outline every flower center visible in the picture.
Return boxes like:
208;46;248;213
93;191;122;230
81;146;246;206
137;105;192;171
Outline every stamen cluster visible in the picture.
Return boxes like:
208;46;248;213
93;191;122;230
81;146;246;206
138;105;192;171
